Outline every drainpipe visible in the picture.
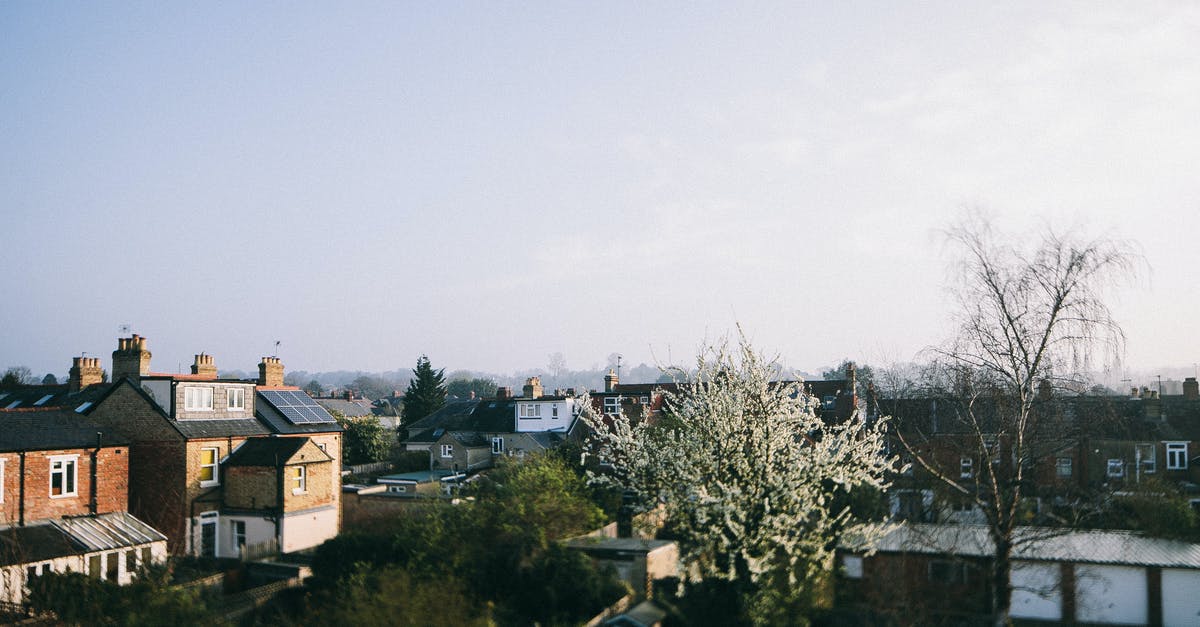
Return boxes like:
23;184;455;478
275;454;284;553
90;432;101;515
18;451;26;526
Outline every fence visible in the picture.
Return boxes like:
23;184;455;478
239;537;280;562
343;460;395;476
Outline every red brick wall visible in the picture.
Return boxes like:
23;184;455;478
0;446;129;525
127;440;188;553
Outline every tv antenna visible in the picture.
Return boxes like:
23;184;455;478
118;324;131;335
273;340;281;358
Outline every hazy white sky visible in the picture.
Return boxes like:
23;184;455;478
3;2;1198;381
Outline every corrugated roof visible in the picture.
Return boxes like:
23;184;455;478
842;523;1200;569
52;511;167;552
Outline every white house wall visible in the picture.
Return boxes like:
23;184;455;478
514;400;574;433
1075;564;1147;625
1162;568;1200;626
219;515;277;558
1009;561;1061;621
0;541;166;604
280;505;338;553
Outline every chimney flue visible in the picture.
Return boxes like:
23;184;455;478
258;357;284;387
191;353;217;378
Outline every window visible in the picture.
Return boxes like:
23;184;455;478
232;521;246;553
199;448;219;487
126;550;136;574
492;437;504;454
1106;459;1124;478
1137;443;1156;473
1056;457;1072;478
49;455;78;497
89;554;102;578
928;560;968;584
1166;442;1188;470
960;457;973;479
519;403;541;419
640;396;649;405
821;395;837;410
552;405;559;419
291;466;307;494
603;397;621;415
441;444;453;458
227;388;245;410
105;552;118;581
184;387;214;411
842;555;864;579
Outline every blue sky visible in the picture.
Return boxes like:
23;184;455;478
3;2;1199;381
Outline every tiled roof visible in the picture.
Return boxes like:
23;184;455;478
406;399;514;435
0;408;129;451
842;523;1200;569
0;383;113;411
173;418;271;439
314;398;375;418
225;437;329;467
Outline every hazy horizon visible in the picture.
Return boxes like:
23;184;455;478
4;2;1198;385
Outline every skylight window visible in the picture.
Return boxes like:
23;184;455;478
75;402;93;413
4;401;20;409
34;394;54;406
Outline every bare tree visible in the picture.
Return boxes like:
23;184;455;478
896;215;1139;626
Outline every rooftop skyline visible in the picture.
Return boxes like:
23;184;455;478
3;2;1198;380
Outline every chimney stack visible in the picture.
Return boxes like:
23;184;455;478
191;353;217;378
604;369;619;393
523;376;543;399
258;357;284;387
68;357;103;392
496;386;512;400
111;335;151;383
1184;377;1199;400
1038;379;1053;401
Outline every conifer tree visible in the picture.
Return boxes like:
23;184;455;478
401;355;446;429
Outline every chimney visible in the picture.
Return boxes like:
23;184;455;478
258;357;284;387
1184;377;1199;400
1038;379;1052;401
523;376;543;399
496;386;512;400
343;390;353;401
191;353;217;378
111;335;151;383
604;369;619;393
68;357;103;392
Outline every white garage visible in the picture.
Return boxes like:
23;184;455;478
1010;561;1062;621
1074;564;1148;625
1162;568;1200;627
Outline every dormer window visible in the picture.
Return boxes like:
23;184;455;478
519;404;541;419
184;387;214;411
603;397;620;415
227;388;245;410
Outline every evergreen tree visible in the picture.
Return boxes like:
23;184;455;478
401;355;446;429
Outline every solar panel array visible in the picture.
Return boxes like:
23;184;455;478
260;390;336;425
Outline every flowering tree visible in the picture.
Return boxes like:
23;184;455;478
581;334;897;613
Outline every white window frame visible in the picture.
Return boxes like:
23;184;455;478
1137;442;1156;473
603;397;621;415
440;444;453;458
184;386;214;411
552;405;559;419
49;455;78;498
1166;442;1188;470
0;458;4;503
519;403;541;419
199;447;220;487
1106;458;1124;478
291;465;307;495
1056;457;1072;478
960;457;973;479
232;520;247;553
227;388;245;410
492;437;504;454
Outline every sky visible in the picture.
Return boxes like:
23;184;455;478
3;1;1199;383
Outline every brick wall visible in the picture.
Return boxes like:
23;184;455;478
0;446;129;525
172;382;257;421
225;466;277;510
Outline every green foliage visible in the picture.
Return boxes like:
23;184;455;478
26;566;219;626
351;375;395;400
1;366;32;388
394;450;431;472
331;410;390;465
42;373;59;385
299;453;621;626
304;379;323;395
1094;480;1200;541
401;355;446;428
446;377;497;399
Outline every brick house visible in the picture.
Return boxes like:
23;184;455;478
0;406;167;604
75;336;342;557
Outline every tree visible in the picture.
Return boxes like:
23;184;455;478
401;355;446;428
446;377;497;399
1;366;33;388
822;359;874;395
581;333;896;621
304;379;323;396
331;410;390;465
897;215;1138;626
41;373;59;385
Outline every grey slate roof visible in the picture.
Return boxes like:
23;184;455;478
842;523;1200;569
406;399;514;441
0;383;113;412
0;409;129;451
173;418;271;439
314;398;374;418
225;437;330;467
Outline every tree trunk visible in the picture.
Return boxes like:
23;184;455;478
991;535;1013;627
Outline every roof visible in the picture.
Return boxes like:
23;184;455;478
406;399;514;437
174;418;271;439
0;408;129;451
842;523;1200;569
314;397;374;418
224;437;330;467
255;391;343;435
0;383;113;412
0;512;165;567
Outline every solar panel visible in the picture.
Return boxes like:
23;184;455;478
259;390;336;425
